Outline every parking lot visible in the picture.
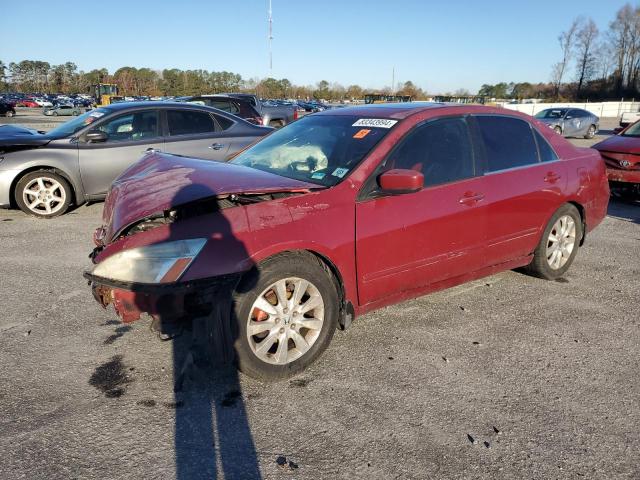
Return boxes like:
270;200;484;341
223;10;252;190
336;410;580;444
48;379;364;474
0;113;639;479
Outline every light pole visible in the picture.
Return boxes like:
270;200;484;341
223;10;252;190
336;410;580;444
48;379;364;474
268;0;273;72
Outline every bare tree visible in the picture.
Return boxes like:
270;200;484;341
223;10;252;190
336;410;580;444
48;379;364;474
553;18;580;98
608;4;640;94
575;18;599;97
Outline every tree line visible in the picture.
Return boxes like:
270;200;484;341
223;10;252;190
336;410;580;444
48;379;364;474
0;60;429;101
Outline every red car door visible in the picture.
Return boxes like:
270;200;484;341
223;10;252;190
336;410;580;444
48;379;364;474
472;115;567;265
355;116;488;306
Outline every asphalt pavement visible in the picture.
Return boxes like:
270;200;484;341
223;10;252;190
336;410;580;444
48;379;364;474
0;114;638;479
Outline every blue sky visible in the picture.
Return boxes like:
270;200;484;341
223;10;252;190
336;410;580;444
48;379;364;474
0;0;632;93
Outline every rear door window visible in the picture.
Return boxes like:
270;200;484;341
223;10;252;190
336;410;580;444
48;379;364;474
167;110;216;136
475;116;539;172
384;116;475;187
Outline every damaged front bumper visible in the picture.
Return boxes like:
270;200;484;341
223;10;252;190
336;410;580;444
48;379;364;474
84;271;240;324
606;167;640;184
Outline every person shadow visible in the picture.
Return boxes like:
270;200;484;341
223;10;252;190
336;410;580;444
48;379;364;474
136;182;262;479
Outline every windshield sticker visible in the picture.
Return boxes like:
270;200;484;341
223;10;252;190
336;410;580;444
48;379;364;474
311;172;326;180
331;167;349;178
353;128;371;139
352;118;397;129
89;111;105;118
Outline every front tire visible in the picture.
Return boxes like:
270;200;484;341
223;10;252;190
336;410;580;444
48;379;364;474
5;110;14;118
15;171;72;218
233;252;339;381
554;126;563;135
526;204;582;280
584;124;596;139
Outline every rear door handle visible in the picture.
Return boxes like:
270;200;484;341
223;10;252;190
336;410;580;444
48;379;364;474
459;192;485;206
544;172;561;183
209;143;225;150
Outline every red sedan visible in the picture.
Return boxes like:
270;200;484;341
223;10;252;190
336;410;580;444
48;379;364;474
593;121;640;199
85;103;610;380
18;99;39;108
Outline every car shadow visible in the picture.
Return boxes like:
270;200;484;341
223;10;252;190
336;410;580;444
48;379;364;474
598;129;616;136
137;183;262;479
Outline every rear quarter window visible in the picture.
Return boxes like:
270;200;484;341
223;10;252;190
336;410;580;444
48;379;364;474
533;128;559;162
476;116;539;172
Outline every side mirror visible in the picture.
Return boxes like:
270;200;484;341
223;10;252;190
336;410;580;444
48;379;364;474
85;130;108;143
379;169;424;194
565;115;573;119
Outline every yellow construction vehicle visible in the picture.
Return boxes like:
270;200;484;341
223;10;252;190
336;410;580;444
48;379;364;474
91;83;122;106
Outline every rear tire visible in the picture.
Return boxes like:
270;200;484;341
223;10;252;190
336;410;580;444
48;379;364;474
526;204;582;280
15;170;72;218
6;110;14;118
232;252;339;381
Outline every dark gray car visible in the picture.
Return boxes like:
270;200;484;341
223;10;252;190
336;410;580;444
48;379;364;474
534;108;599;139
0;102;271;217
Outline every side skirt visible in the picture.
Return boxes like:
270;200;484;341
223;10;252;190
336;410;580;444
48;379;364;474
355;255;533;317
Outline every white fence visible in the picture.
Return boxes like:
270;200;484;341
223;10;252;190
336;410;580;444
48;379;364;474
498;101;640;118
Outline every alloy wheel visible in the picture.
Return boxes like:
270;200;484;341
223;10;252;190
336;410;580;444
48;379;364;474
247;277;325;365
546;215;576;269
22;176;67;215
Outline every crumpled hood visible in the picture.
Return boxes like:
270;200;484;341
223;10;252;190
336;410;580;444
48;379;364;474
102;152;319;240
593;135;640;155
0;124;50;148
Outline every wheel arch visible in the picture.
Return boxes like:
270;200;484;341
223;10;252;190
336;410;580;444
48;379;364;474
566;200;587;245
11;166;84;208
250;248;354;329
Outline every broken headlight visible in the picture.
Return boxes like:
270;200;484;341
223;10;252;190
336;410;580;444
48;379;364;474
90;238;207;284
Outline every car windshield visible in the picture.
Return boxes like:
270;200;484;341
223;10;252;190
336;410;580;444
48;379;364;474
535;109;568;119
231;115;396;186
46;108;110;138
621;122;640;137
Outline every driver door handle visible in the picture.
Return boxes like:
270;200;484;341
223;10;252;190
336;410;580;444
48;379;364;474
209;143;225;150
459;192;485;206
144;147;162;154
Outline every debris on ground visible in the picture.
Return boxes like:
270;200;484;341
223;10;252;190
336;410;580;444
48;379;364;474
276;455;299;471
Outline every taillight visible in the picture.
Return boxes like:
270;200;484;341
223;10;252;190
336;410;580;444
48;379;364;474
293;109;299;121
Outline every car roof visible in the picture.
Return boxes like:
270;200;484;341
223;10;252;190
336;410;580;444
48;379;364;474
312;102;460;119
99;100;227;112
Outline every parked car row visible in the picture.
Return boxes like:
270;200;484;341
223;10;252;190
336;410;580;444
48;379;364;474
79;103;610;380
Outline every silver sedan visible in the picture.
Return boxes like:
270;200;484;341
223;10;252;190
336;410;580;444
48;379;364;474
534;108;599;139
0;102;272;218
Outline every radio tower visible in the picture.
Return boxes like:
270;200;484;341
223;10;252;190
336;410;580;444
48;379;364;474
268;0;273;71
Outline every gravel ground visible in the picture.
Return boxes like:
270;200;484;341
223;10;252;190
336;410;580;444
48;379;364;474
0;115;638;479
